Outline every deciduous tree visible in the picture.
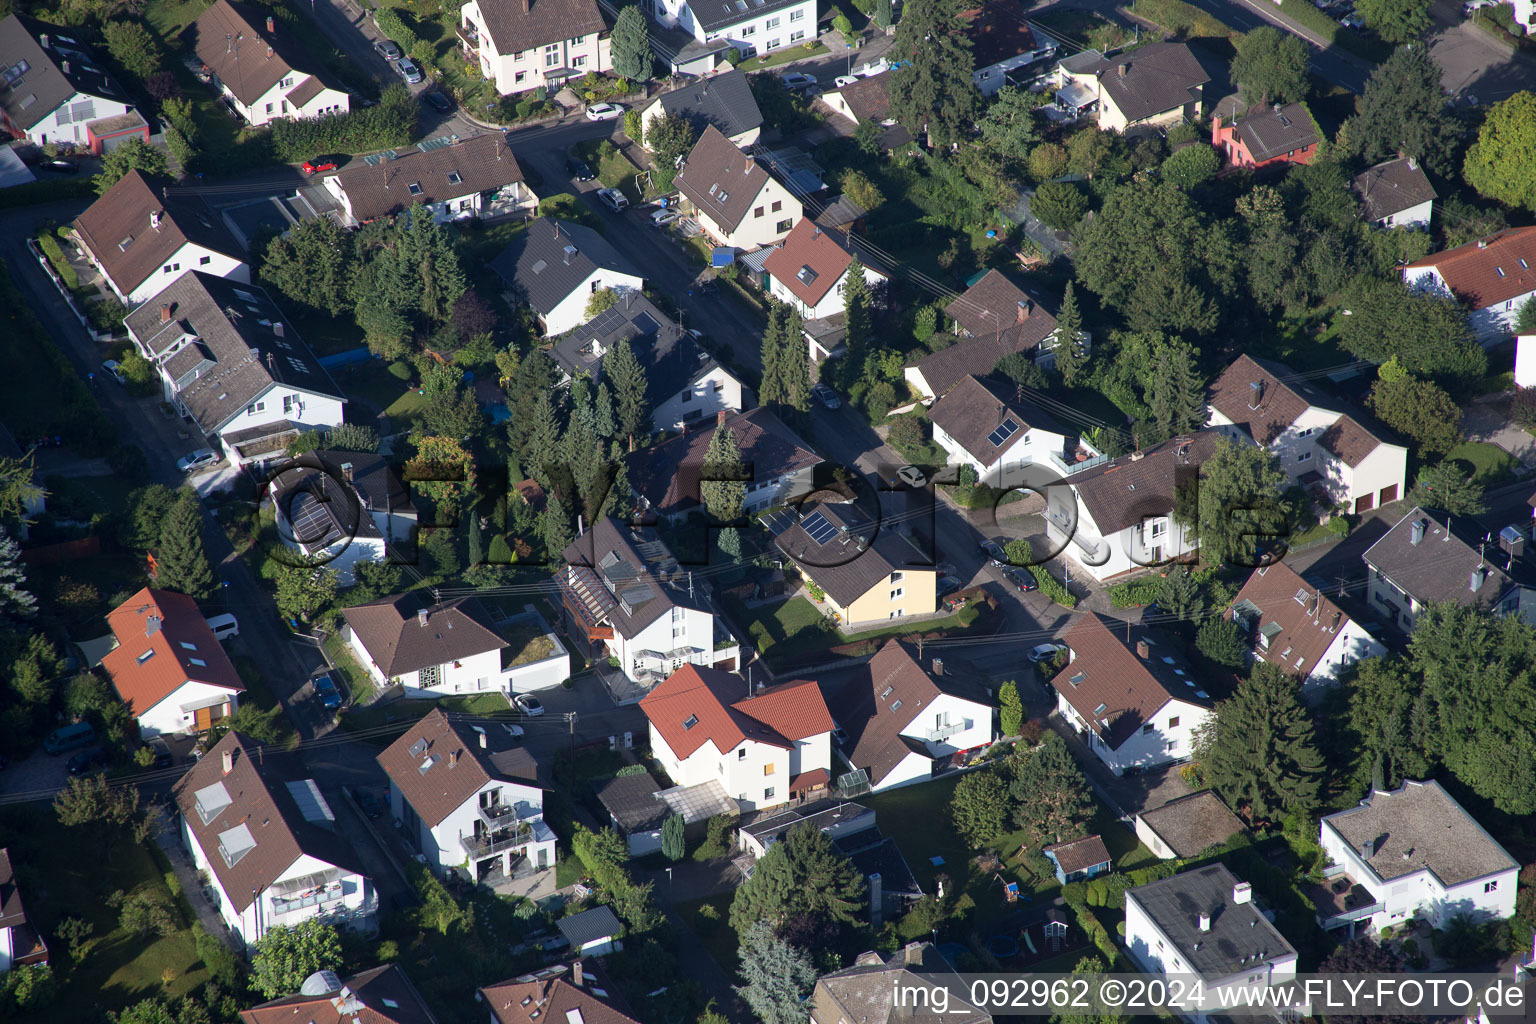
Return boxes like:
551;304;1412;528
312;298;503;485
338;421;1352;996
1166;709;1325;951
1465;91;1536;213
1230;26;1309;104
103;18;163;81
1160;144;1218;189
94;138;168;194
978;85;1039;154
1355;0;1432;43
274;566;337;623
1368;374;1463;458
1339;279;1485;390
1188;437;1287;568
1195;663;1323;819
250;920;343;999
1007;732;1093;847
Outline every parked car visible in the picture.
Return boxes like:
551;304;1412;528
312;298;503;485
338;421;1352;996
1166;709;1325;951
514;693;545;716
100;359;126;384
39;158;78;174
650;208;680;227
312;671;345;711
1340;11;1365;27
354;788;384;819
597;187;629;212
376;39;403;60
44;721;96;755
423;90;452;113
177;448;219;473
1002;566;1038;592
812;383;841;409
779;72;818;92
1027;641;1068;664
398;57;424;84
148;738;174;769
567;156;595;181
585;102;624;120
980;539;1008;566
936;575;963;597
301;155;339;174
897;465;926;487
204;612;239;640
67;747;109;776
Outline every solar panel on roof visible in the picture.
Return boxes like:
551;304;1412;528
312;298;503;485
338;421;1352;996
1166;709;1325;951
632;312;660;335
987;418;1020;447
286;490;339;546
802;510;838;545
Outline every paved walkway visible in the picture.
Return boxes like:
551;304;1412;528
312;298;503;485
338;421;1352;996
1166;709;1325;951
156;815;245;954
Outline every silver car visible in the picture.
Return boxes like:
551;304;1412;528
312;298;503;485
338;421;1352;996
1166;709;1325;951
177;448;219;473
398;57;423;84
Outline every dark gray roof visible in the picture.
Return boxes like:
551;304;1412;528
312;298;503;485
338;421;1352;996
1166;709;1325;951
557;905;622;947
473;0;606;57
342;592;508;677
1362;505;1536;609
561;517;699;639
332;133;526;223
550;293;722;412
813;944;989;1024
674;125;776;235
1125;863;1297;978
1221;100;1319;162
741;799;876;844
1092;41;1210;123
927;374;1067;468
1068;430;1223;536
490;218;641;317
270;456;382;548
835;829;923;898
773;501;931;608
0;15;130;132
1353;157;1437;223
296;450;414;518
121;271;342;435
595;771;668;833
652;69;762;139
689;0;808;34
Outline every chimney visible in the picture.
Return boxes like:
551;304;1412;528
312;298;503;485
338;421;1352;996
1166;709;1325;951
717;409;727;427
1118;62;1127;78
418;608;429;627
1016;299;1030;322
1135;639;1149;659
1478;238;1489;249
1247;380;1263;410
265;46;272;60
1360;838;1374;858
1470;567;1486;592
573;962;584;987
869;872;883;928
160;304;172;323
1233;882;1252;905
932;658;943;676
60;59;70;75
522;0;529;12
222;749;234;775
904;941;922;965
479;730;487;749
151;210;162;231
266;14;275;33
146;614;162;637
38;32;48;48
449;749;459;768
341;462;354;482
1407;156;1418;171
1198;912;1211;932
1409;519;1425;546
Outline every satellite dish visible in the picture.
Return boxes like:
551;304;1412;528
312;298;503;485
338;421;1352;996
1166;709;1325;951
301;970;344;996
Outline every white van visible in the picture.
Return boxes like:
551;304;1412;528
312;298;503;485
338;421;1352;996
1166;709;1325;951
204;613;239;641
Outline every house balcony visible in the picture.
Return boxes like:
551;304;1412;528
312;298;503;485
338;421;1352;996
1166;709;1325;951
476;801;522;830
924;721;968;744
460;820;540;860
268;867;348;918
1308;873;1384;930
456;22;481;55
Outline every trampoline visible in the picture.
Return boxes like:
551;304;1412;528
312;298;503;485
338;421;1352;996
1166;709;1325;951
987;935;1020;958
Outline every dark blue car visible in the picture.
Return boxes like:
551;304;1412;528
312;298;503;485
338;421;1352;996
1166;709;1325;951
313;672;345;711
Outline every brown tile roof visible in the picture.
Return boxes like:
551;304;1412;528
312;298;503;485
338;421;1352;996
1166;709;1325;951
74;169;244;298
772;501;932;608
1226;101;1319;162
1403;226;1536;310
342;592;507;678
0;849;29;931
481;971;640;1024
1353;157;1436;223
962;0;1039;69
627;407;821;520
1316;413;1382;467
675;125;774;234
762;218;860;308
0;14;133;132
641;665;832;759
473;0;606;58
1207;354;1330;447
102;587;244;719
1044;834;1111;875
827;74;891;123
172;731;366;912
240;964;439;1024
921;270;1056;397
1091;41;1210;123
560;517;691;638
1050;614;1212;750
190;0;330;107
377;708;544;828
927;374;1064;468
284;74;325;107
1361;505;1534;609
331;134;527;223
1135;790;1245;859
1228;562;1354;681
1068;430;1221;536
812;943;990;1024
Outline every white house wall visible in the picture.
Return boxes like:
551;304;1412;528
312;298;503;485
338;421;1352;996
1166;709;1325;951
462;2;610;96
613;604;717;683
897;692;992;760
1125;893;1299;1000
1372;200;1432;230
213;388;346;461
1404;265;1536;344
123;245;248;305
690;181;800;250
865;749;934;792
427;777;551;876
642;0;815;51
28;90;134;146
652;365;744;432
1319;823;1518;932
1048;491;1196;583
767;263;887;321
1307;624;1385;692
232;77;349;127
135;680;240;738
544;271;645;336
1056;691;1209;775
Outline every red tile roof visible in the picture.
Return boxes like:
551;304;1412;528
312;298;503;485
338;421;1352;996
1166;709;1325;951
762;218;859;307
101;587;244;719
640;665;833;760
482;973;640;1024
1403;226;1536;310
240;965;438;1024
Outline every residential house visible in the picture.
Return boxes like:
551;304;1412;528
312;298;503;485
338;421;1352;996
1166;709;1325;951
818;73;910;150
100;587;244;738
1363;506;1536;631
558;906;624;957
594;770;670;855
1316;780;1518;935
639;0;816;59
459;0;609;96
1211;100;1320;170
762;217;887;320
1353;157;1436;230
1134;790;1246;861
346;592;554;696
74;169;249;304
378;708;556;883
324;133;536;227
0;15;146;152
1402;227;1536;341
490;217;644;336
928;373;1069;487
964;0;1057;97
773;501;937;627
1057;41;1211;133
1226;561;1384;694
640;68;763;148
1125;864;1300;1020
550;294;745;432
481;962;642;1024
627;406;821;523
173;731;376;947
1207;354;1408;515
239;965;438;1024
559;516;740;684
738;799;875;858
1517;0;1534;30
830;639;997;792
1045;431;1224;582
905;270;1067;401
190;0;350;127
268;452;416;584
810;943;992;1024
1043;835;1112;885
674;125;801;250
122;271;346;468
1050;613;1214;776
641;665;834;812
0;850;47;974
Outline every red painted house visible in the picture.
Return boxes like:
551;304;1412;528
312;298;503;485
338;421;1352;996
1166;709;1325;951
1211;101;1320;170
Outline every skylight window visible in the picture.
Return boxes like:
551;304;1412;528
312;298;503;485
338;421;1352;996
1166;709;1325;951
796;265;818;285
180;641;198;650
189;657;207;667
1497;267;1507;278
407;182;423;195
890;699;902;712
409;738;428;757
418;754;439;775
1294;589;1309;605
136;650;155;664
1069;672;1085;686
1093;703;1107;715
683;714;700;730
447;170;462;185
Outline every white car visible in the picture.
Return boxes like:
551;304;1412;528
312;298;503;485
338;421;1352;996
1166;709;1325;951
597;187;629;212
177;448;219;473
514;694;545;716
586;102;623;120
650;208;680;227
204;613;239;640
855;57;891;77
834;74;859;87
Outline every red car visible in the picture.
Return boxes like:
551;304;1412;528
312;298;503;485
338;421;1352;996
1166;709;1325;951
301;156;339;174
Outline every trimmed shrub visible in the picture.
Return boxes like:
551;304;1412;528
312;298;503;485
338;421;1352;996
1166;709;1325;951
38;233;77;290
269;85;417;161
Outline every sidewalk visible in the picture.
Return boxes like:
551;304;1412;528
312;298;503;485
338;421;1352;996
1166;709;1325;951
156;816;245;954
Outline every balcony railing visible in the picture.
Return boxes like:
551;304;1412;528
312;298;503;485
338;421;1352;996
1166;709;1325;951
271;889;344;916
1317;900;1384;927
925;722;967;743
456;23;480;51
477;802;521;829
460;822;536;860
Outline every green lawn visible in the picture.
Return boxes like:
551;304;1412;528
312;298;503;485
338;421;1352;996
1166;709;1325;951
324;631;376;705
676;892;737;970
1447;440;1519;486
722;594;987;667
329;360;427;425
0;805;208;1021
737;41;829;72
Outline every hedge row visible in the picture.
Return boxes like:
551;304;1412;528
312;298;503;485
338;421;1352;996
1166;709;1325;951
1128;0;1234;38
1029;565;1077;607
0;177;94;211
37;234;77;291
1108;575;1163;608
268;85;418;162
